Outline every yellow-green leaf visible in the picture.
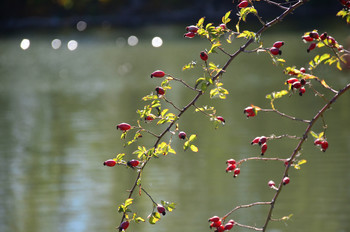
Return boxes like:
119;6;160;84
190;144;199;152
197;17;205;28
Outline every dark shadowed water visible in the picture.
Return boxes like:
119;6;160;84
0;25;349;232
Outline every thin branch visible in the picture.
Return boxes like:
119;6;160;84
260;108;311;123
169;76;200;92
235;222;263;231
262;0;289;10
262;82;350;232
268;134;302;140
222;202;271;221
141;187;157;205
237;157;286;166
163;96;182;111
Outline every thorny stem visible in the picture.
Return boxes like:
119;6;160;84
237;157;287;166
141;187;157;205
119;0;307;229
262;83;350;232
163;96;182;111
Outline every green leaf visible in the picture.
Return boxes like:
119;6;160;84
310;131;319;139
148;212;161;224
236;30;256;40
189;134;197;143
125;198;133;207
142;94;158;101
135;216;145;223
197;17;205;28
161;200;176;212
190;144;199;152
240;7;258;22
208;41;221;54
115;153;125;162
222;11;231;24
182;61;196;71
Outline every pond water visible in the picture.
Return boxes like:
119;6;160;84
0;25;349;232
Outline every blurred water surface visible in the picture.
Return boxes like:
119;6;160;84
0;26;349;232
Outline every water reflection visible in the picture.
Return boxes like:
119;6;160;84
67;40;78;51
1;28;349;232
127;35;138;46
51;39;62;49
20;39;30;50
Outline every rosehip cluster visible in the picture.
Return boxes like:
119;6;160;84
340;0;350;7
243;106;256;118
184;25;199;38
225;159;240;177
314;138;329;152
269;41;284;55
251;136;268;155
208;216;235;232
286;77;306;96
302;31;339;52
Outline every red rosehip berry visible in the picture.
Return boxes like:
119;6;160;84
217;116;225;123
157;204;166;216
283;176;290;185
150;70;165;78
258;136;267;145
270;47;282;55
243;106;256;118
217;225;225;232
119;221;129;231
300;78;306;85
103;159;116;167
284;159;292;166
251;136;260;145
226;164;236;172
299;86;306;96
286;77;299;84
321;141;329;152
302;35;314;42
314;138;323;145
155;86;165;95
328;36;336;45
219;23;227;30
208;216;221;222
233;168;240;177
300;67;306;73
307;43;316;53
320;32;328;41
184;32;196;38
292;81;302;90
268;180;275;187
261;143;267;156
145;114;155;121
224;222;234;230
309;32;319;39
210;220;222;228
200;51;209;61
117;123;131;131
226;159;236;165
127;159;140;167
273;41;284;49
238;0;249;8
178;131;187;140
186;25;199;33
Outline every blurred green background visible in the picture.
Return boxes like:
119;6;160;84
1;1;350;232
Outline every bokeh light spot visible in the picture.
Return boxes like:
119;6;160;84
51;39;62;49
127;36;138;46
77;21;87;32
152;37;163;48
67;40;78;51
20;39;30;50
